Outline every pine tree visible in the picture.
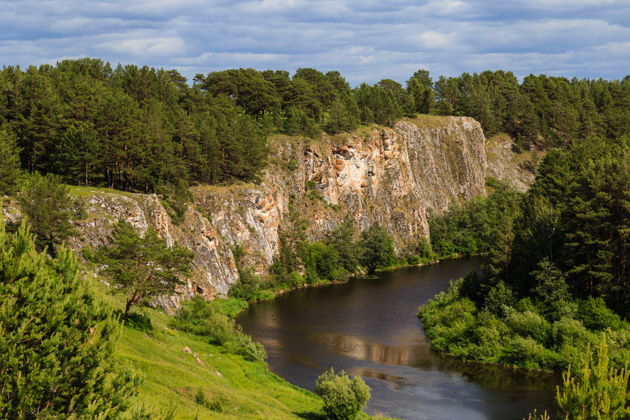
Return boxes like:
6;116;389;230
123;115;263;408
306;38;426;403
556;334;630;420
0;222;139;418
16;173;81;255
0;125;21;195
96;220;193;318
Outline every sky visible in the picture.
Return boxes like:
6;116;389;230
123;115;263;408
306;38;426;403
1;0;629;85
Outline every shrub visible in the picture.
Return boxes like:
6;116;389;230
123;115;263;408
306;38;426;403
359;224;396;273
470;310;510;360
315;368;371;420
123;311;154;332
483;281;515;316
500;336;547;369
299;241;342;283
172;297;266;362
229;266;263;301
506;310;551;344
551;317;594;349
576;297;622;331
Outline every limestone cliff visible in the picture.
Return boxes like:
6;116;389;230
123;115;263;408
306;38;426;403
22;116;496;311
485;133;543;192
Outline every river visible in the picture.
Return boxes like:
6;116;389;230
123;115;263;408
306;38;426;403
238;257;558;420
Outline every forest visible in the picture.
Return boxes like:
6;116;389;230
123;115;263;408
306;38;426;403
419;135;629;375
0;58;628;195
1;58;629;418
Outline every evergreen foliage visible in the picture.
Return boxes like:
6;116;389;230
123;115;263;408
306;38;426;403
0;222;139;418
556;335;630;420
429;178;523;259
96;220;193;318
2;60;626;195
314;368;371;420
16;172;81;255
0;126;21;195
419;136;630;373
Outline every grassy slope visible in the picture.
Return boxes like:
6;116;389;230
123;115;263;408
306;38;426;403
89;278;323;419
118;325;322;419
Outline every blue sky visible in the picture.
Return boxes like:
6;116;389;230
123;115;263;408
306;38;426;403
1;0;629;84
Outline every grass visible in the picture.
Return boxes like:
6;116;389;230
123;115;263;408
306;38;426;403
407;114;455;129
82;273;322;419
89;272;389;419
118;324;323;419
68;185;135;198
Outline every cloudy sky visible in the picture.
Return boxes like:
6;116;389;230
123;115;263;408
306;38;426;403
1;0;629;84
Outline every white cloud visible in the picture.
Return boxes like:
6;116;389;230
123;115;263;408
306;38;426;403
0;0;628;83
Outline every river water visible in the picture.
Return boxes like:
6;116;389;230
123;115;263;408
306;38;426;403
238;257;558;420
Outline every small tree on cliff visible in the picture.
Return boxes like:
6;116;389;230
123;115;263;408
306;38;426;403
97;220;193;318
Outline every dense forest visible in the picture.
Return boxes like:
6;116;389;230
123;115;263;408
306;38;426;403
419;135;630;373
0;58;628;194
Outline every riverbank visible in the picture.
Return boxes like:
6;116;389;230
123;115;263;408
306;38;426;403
89;270;393;419
239;256;558;419
417;278;630;373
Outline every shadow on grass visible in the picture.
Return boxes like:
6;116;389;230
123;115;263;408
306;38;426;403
294;411;325;419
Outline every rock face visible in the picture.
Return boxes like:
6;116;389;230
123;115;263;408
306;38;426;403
67;116;490;311
485;133;541;192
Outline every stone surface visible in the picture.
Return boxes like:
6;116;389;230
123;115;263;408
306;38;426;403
5;116;534;312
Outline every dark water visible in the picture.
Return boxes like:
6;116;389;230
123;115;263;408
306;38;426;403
238;257;559;420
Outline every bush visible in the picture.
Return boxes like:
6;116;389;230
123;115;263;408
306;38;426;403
359;224;396;273
172;297;266;362
556;335;630;420
315;368;371;420
483;281;515;316
500;336;547;369
505;310;551;344
229;267;263;301
0;223;139;418
123;311;154;332
576;297;622;331
299;241;342;283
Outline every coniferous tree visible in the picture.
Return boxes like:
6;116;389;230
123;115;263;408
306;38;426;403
556;335;630;420
96;220;193;318
16;173;81;255
0;125;21;195
0;222;139;419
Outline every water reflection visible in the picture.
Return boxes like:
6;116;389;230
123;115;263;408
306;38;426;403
307;330;428;366
239;257;558;420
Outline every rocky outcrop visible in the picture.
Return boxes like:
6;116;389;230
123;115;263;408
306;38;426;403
53;116;494;311
485;133;542;192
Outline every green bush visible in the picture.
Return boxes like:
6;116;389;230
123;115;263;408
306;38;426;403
500;336;547;369
359;224;396;273
483;281;515;316
0;223;140;418
229;267;263;301
556;335;630;420
315;368;371;420
505;309;551;344
123;311;154;332
299;241;343;283
172;297;266;362
576;297;622;331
